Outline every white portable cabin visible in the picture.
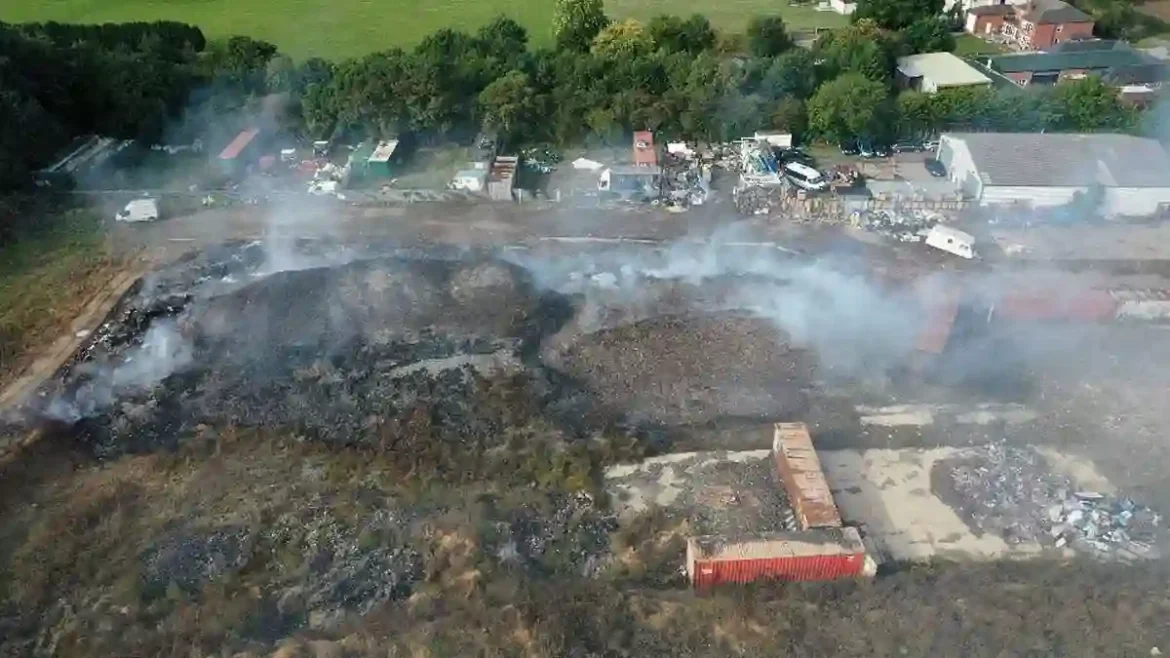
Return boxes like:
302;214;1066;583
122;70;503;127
754;132;794;149
925;224;975;259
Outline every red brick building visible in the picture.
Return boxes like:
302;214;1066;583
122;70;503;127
965;0;1094;50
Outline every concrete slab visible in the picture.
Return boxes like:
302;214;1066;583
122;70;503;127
603;449;794;536
820;447;1037;562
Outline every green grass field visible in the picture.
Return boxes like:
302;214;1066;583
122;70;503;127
1;0;845;60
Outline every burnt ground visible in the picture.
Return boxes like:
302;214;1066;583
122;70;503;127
1;239;1170;656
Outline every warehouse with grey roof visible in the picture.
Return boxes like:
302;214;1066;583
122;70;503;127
937;132;1170;217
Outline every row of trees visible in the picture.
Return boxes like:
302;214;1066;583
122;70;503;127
0;0;1148;190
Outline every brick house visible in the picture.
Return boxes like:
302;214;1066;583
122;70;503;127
965;4;1017;38
965;0;1094;50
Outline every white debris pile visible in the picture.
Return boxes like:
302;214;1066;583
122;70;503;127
944;442;1160;556
860;209;941;242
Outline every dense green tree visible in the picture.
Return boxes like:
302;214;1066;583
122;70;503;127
553;0;610;52
770;96;808;136
476;15;529;58
1049;76;1133;132
592;19;655;58
895;90;940;136
647;14;716;53
478;70;538;139
807;73;891;141
745;16;793;58
814;21;897;81
901;16;956;54
853;0;945;30
760;49;820;100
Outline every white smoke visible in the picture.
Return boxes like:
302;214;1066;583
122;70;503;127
45;320;193;422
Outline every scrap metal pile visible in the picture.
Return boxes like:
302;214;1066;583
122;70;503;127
660;150;712;210
733;184;787;215
942;442;1160;557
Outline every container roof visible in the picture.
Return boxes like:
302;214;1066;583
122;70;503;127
368;140;399;163
897;52;992;87
218;129;260;160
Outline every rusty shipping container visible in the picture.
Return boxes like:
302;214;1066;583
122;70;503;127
687;527;867;587
773;423;842;531
994;289;1118;322
913;281;961;355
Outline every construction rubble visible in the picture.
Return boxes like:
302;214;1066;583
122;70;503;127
942;442;1161;558
858;208;943;242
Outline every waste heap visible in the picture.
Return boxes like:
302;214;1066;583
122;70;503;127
943;442;1160;557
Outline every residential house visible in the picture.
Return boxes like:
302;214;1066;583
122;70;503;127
985;40;1167;93
896;52;993;92
936;132;1170;217
965;0;1094;50
966;4;1019;38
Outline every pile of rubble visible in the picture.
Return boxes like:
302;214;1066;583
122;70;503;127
942;443;1160;557
733;184;785;215
661;154;711;210
860;208;941;242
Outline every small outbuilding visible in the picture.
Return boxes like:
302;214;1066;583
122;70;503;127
896;52;992;93
599;165;660;198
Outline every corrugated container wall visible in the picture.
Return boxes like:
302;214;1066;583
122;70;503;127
687;528;866;588
772;423;842;530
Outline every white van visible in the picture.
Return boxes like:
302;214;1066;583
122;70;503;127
115;198;160;222
783;162;827;191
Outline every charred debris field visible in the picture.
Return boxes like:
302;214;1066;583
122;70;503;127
1;240;1169;657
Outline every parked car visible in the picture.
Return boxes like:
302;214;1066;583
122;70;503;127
859;139;891;158
892;139;923;153
839;139;860;156
924;157;947;177
778;147;816;167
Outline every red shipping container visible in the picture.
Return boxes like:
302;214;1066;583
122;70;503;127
773;423;842;530
687;527;867;588
995;289;1118;322
914;282;961;355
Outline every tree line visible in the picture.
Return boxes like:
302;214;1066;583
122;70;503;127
0;0;1146;190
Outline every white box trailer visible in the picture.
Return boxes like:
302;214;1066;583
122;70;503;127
115;198;160;222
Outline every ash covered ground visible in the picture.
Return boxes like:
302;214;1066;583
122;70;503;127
2;238;1170;657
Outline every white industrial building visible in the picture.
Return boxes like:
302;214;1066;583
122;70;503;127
937;132;1170;218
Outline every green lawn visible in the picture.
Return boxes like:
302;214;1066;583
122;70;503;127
1;0;846;60
953;33;1006;57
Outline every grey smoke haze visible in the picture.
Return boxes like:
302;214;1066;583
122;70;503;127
46;320;193;422
508;224;923;376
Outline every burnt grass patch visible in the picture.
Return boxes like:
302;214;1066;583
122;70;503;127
1;245;1168;656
